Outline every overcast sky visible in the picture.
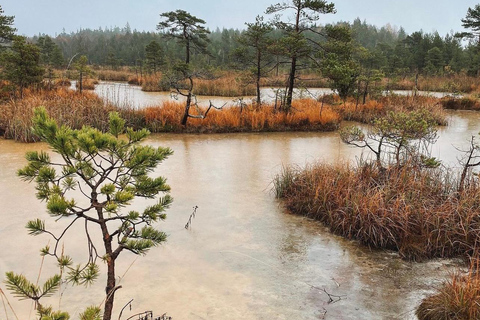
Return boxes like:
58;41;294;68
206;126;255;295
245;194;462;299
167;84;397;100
2;0;479;37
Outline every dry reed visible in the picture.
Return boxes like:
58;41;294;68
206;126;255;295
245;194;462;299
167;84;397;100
385;75;480;93
417;261;480;320
96;69;133;82
336;95;448;126
0;88;116;142
143;99;341;133
141;75;169;92
274;162;480;261
75;79;98;91
194;75;256;97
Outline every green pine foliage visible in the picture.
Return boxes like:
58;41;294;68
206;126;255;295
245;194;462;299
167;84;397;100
12;108;173;320
1;36;44;97
0;5;16;44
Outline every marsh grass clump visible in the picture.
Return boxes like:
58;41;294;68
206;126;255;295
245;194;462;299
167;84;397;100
336;95;447;126
96;69;133;82
274;161;480;260
441;97;480;111
416;263;480;320
0;88;116;142
75;78;98;90
143;99;341;133
141;75;170;92
194;75;256;97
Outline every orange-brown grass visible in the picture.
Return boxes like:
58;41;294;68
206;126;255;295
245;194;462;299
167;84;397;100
141;75;169;92
385;75;480;93
419;75;480;93
96;69;133;82
54;78;72;87
417;262;480;320
143;99;340;133
274;162;480;261
336;95;447;126
194;75;256;97
0;89;116;142
75;79;98;90
441;97;480;111
128;76;143;85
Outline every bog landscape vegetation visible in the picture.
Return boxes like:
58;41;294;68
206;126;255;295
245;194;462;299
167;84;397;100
2;0;480;319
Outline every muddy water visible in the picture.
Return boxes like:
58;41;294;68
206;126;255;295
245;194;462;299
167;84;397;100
89;81;458;109
1;111;479;319
91;81;331;109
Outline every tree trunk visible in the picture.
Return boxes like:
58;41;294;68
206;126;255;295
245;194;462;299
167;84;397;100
414;72;418;97
285;56;296;111
256;50;261;106
79;71;83;93
185;38;190;64
103;256;116;320
363;80;369;104
181;92;192;126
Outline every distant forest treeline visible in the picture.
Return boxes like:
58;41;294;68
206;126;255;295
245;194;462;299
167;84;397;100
32;18;479;77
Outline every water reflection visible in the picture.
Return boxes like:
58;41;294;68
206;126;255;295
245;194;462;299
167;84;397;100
86;81;458;109
1;112;479;319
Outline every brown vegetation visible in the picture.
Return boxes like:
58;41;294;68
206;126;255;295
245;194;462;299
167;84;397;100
143;99;340;133
0;89;341;141
335;95;448;125
54;78;72;87
0;89;116;142
194;75;256;97
95;69;133;82
417;264;480;320
274;162;480;261
141;75;169;92
128;76;143;85
385;75;480;93
441;97;480;111
75;79;99;90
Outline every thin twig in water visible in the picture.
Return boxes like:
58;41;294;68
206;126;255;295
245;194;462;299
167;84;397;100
0;287;19;320
118;299;134;320
185;206;198;230
322;288;345;304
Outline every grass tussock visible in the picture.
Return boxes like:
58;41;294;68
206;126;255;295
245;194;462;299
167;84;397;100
96;69;133;82
54;78;72;87
75;79;99;90
336;95;448;126
441;97;480;111
0;89;116;142
144;99;341;133
417;263;480;320
128;76;143;86
0;92;340;141
194;75;256;97
141;75;169;92
385;75;480;93
274;162;480;261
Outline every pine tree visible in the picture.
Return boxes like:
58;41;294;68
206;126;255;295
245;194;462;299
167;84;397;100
144;40;164;74
16;108;173;320
0;5;16;45
266;0;335;111
1;36;44;97
74;55;90;93
233;16;274;106
157;9;210;64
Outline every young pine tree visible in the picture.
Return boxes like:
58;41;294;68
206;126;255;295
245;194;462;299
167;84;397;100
15;108;173;320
